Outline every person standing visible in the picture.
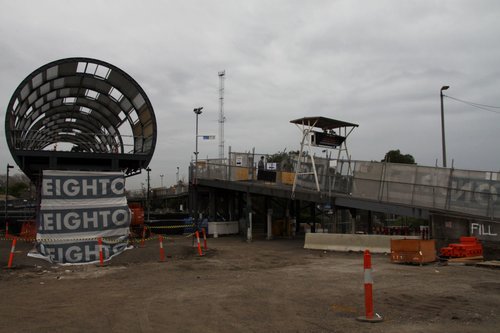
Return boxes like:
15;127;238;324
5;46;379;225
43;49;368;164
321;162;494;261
258;156;265;171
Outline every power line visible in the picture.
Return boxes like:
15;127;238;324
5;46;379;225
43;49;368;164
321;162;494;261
444;95;500;114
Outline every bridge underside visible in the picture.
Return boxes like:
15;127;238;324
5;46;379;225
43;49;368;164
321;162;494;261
198;178;431;220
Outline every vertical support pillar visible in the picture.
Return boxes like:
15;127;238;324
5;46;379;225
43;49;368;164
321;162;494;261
228;192;234;221
209;189;216;221
310;203;316;233
246;192;252;242
349;209;357;234
285;202;290;237
367;210;373;234
295;200;301;235
267;208;273;240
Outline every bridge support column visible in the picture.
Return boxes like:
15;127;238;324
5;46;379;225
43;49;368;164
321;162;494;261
294;200;301;235
209;189;216;220
267;208;273;240
310;203;316;233
246;192;252;242
228;192;234;221
368;210;373;234
285;202;291;237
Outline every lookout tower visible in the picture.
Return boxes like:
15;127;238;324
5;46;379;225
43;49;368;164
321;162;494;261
290;116;358;196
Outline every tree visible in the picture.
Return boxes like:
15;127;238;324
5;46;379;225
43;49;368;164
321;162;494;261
266;149;300;172
0;173;32;198
382;149;415;164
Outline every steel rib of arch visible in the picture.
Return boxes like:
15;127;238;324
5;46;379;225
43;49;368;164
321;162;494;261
15;77;130;152
5;57;156;178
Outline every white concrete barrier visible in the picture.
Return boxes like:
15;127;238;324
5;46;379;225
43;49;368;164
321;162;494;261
208;221;239;237
304;233;420;253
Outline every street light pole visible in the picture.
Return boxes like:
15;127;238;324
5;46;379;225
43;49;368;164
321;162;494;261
193;107;203;220
160;174;164;187
193;107;203;182
146;167;151;224
440;85;450;168
4;164;14;225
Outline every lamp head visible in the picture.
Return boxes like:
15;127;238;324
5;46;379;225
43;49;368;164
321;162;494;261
7;164;14;169
441;85;450;91
193;107;203;115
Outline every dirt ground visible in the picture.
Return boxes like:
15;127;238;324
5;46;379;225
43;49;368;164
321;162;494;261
1;234;499;333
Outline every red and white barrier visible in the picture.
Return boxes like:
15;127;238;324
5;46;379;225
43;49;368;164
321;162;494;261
159;235;166;262
357;249;383;322
7;237;17;268
202;227;208;250
195;231;203;256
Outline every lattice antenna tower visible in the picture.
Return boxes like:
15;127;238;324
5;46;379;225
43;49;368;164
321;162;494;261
218;70;226;159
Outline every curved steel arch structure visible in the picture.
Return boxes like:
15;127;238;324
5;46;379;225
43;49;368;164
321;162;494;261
5;57;157;180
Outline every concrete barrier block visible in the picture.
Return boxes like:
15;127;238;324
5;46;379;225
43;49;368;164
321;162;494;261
304;233;420;253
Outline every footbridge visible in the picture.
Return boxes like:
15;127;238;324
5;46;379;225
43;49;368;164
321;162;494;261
195;153;500;221
191;152;500;245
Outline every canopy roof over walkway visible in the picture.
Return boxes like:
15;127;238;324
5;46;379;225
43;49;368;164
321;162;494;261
5;57;157;180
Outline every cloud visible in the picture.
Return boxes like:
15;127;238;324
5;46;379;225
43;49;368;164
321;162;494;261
2;0;500;189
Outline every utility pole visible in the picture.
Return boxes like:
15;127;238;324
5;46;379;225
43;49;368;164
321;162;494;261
218;70;225;160
440;85;450;168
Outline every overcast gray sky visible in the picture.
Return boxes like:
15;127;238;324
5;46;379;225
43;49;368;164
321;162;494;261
1;0;500;190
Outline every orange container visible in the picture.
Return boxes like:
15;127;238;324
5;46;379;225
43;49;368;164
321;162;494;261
129;206;144;226
390;239;436;264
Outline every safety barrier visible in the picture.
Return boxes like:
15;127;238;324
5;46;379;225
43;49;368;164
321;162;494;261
0;223;210;267
98;237;104;266
0;224;196;243
7;238;17;268
356;250;383;323
158;235;166;262
304;233;420;253
195;231;204;256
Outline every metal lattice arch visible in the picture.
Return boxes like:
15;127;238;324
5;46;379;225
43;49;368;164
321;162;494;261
5;57;157;180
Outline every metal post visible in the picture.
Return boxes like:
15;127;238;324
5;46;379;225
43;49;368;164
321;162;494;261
440;85;450;168
4;164;14;226
193;107;203;184
146;167;151;224
160;174;164;187
267;209;273;240
193;107;203;221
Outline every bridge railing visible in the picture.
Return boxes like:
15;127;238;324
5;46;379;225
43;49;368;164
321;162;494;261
350;161;500;219
193;153;500;220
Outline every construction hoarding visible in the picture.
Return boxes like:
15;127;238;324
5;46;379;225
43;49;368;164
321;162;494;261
30;170;131;264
